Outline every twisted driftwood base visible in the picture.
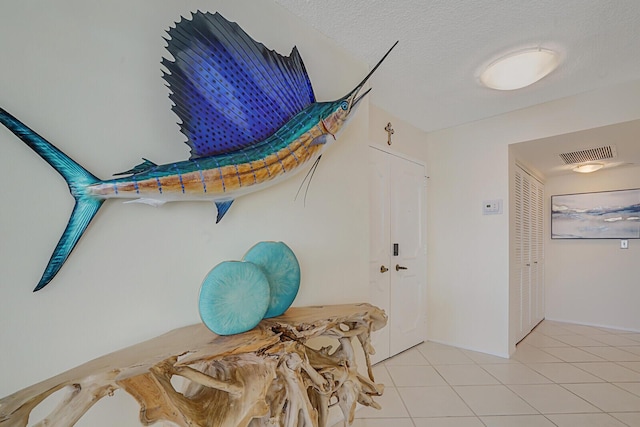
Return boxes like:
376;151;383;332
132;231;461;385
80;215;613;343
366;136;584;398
0;303;387;427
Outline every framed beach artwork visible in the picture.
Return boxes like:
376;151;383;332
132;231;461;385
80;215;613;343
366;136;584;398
551;188;640;239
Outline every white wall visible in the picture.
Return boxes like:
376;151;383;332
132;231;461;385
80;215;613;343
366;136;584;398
427;124;511;356
369;103;429;161
0;1;369;424
545;165;640;331
4;3;640;422
427;79;640;357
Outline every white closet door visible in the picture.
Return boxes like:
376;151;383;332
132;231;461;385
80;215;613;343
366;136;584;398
522;174;532;335
513;166;545;343
533;179;545;324
513;170;524;340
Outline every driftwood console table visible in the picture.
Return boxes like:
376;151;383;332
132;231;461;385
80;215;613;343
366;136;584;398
0;303;386;427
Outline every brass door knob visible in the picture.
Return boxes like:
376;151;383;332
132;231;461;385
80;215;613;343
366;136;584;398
395;264;408;271
380;265;389;273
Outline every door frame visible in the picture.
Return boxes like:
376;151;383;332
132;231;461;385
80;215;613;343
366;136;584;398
369;144;428;170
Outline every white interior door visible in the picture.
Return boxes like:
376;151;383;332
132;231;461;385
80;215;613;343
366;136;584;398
389;154;427;355
369;148;391;363
369;146;427;363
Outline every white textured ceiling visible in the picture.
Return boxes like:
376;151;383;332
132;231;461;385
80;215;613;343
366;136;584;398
274;0;640;176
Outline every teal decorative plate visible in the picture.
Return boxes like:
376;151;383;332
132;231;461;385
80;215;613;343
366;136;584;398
243;241;300;318
198;261;270;335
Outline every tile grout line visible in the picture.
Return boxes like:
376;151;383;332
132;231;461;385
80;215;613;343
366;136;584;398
515;321;640;426
343;321;640;427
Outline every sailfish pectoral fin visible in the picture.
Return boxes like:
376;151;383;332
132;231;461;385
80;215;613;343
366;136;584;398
310;134;328;147
215;200;234;223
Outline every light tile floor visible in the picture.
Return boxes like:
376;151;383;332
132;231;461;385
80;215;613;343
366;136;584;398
332;319;640;426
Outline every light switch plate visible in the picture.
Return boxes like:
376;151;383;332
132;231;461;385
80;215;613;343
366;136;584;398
621;239;629;249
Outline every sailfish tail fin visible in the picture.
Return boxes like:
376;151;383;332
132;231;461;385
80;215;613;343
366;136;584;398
0;108;104;291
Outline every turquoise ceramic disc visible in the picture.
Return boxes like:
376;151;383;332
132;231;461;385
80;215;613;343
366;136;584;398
198;261;270;335
242;241;300;318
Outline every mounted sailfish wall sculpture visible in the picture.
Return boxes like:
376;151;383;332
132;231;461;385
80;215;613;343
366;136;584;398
0;11;397;292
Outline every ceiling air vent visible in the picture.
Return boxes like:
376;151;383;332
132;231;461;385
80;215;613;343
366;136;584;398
558;145;617;165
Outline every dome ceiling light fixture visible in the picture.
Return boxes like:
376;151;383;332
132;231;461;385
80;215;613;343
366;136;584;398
480;48;561;91
572;163;604;173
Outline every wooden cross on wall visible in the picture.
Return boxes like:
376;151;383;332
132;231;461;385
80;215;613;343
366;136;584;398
384;122;394;145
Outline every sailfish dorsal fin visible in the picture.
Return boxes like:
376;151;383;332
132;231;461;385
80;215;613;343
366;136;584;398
162;11;316;159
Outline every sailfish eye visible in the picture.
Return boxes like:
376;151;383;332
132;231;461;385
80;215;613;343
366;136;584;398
340;101;349;111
